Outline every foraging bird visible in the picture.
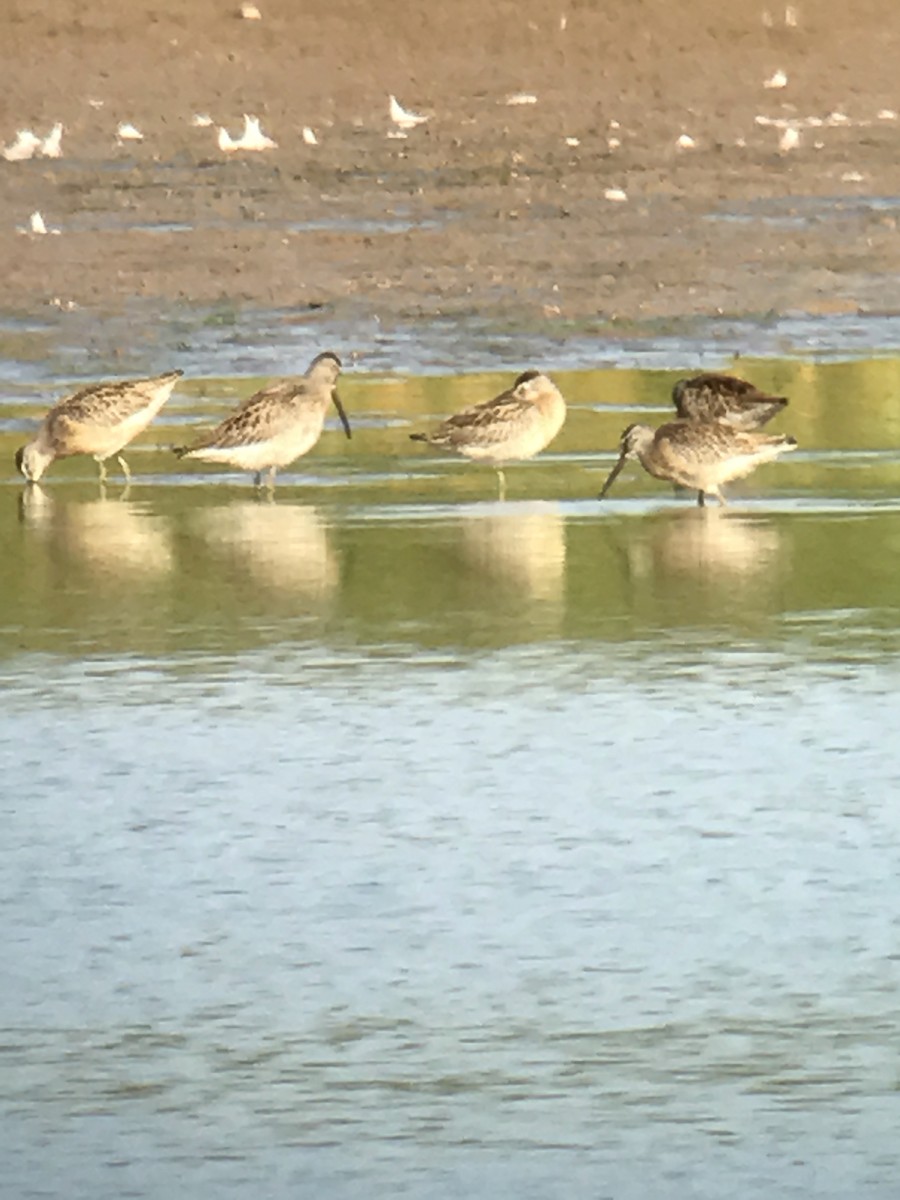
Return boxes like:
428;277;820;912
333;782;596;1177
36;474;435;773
175;351;349;489
15;371;183;484
672;373;788;430
409;369;566;498
598;420;797;507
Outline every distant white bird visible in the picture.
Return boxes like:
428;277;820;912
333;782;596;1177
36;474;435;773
117;122;144;142
2;129;41;162
504;92;538;106
240;2;262;17
217;114;277;152
878;109;898;120
19;211;60;236
764;69;788;89
784;5;798;27
302;126;319;146
676;133;696;149
191;113;213;128
565;136;580;147
841;170;864;183
88;98;105;109
40;122;63;158
607;136;621;150
779;127;800;153
826;111;849;126
388;95;428;129
604;187;628;203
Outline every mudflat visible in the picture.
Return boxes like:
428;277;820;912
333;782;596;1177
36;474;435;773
2;0;900;339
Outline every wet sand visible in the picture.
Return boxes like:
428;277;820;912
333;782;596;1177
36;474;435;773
3;0;900;348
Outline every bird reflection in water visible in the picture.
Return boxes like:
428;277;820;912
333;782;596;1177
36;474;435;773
188;501;338;602
18;485;174;579
626;508;784;585
457;502;567;604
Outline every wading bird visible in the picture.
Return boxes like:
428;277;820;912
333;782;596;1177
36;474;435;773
409;369;567;499
15;371;183;483
598;420;797;507
672;373;788;430
175;351;349;490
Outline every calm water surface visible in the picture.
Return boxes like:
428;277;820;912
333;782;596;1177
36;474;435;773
2;358;900;1199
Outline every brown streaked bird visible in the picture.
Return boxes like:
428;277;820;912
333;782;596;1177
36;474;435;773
175;351;349;489
598;420;797;507
15;370;183;484
408;369;566;498
672;373;788;430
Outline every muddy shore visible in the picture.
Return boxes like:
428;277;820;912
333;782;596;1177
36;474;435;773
3;0;900;366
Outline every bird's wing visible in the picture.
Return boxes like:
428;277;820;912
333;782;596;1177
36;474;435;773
48;377;162;429
429;391;536;447
184;381;306;450
657;421;783;466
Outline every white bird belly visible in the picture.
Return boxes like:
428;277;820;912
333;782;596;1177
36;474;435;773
187;424;323;470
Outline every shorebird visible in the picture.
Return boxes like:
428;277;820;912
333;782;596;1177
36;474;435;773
40;122;63;158
217;114;277;152
409;369;566;498
15;370;183;484
175;351;349;489
2;129;41;161
598;420;797;507
389;95;428;130
672;373;788;430
116;122;144;142
20;211;58;236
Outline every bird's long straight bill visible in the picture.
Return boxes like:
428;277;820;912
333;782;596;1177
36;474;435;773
332;390;352;439
598;451;627;498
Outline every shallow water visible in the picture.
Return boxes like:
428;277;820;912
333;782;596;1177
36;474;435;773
3;360;900;1199
6;294;900;388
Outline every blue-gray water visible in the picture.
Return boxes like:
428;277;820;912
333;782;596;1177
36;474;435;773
2;359;900;1199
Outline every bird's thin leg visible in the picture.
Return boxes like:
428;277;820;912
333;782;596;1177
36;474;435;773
697;490;705;508
116;454;132;482
97;458;107;484
496;468;507;502
267;466;277;492
253;471;262;489
715;488;728;507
